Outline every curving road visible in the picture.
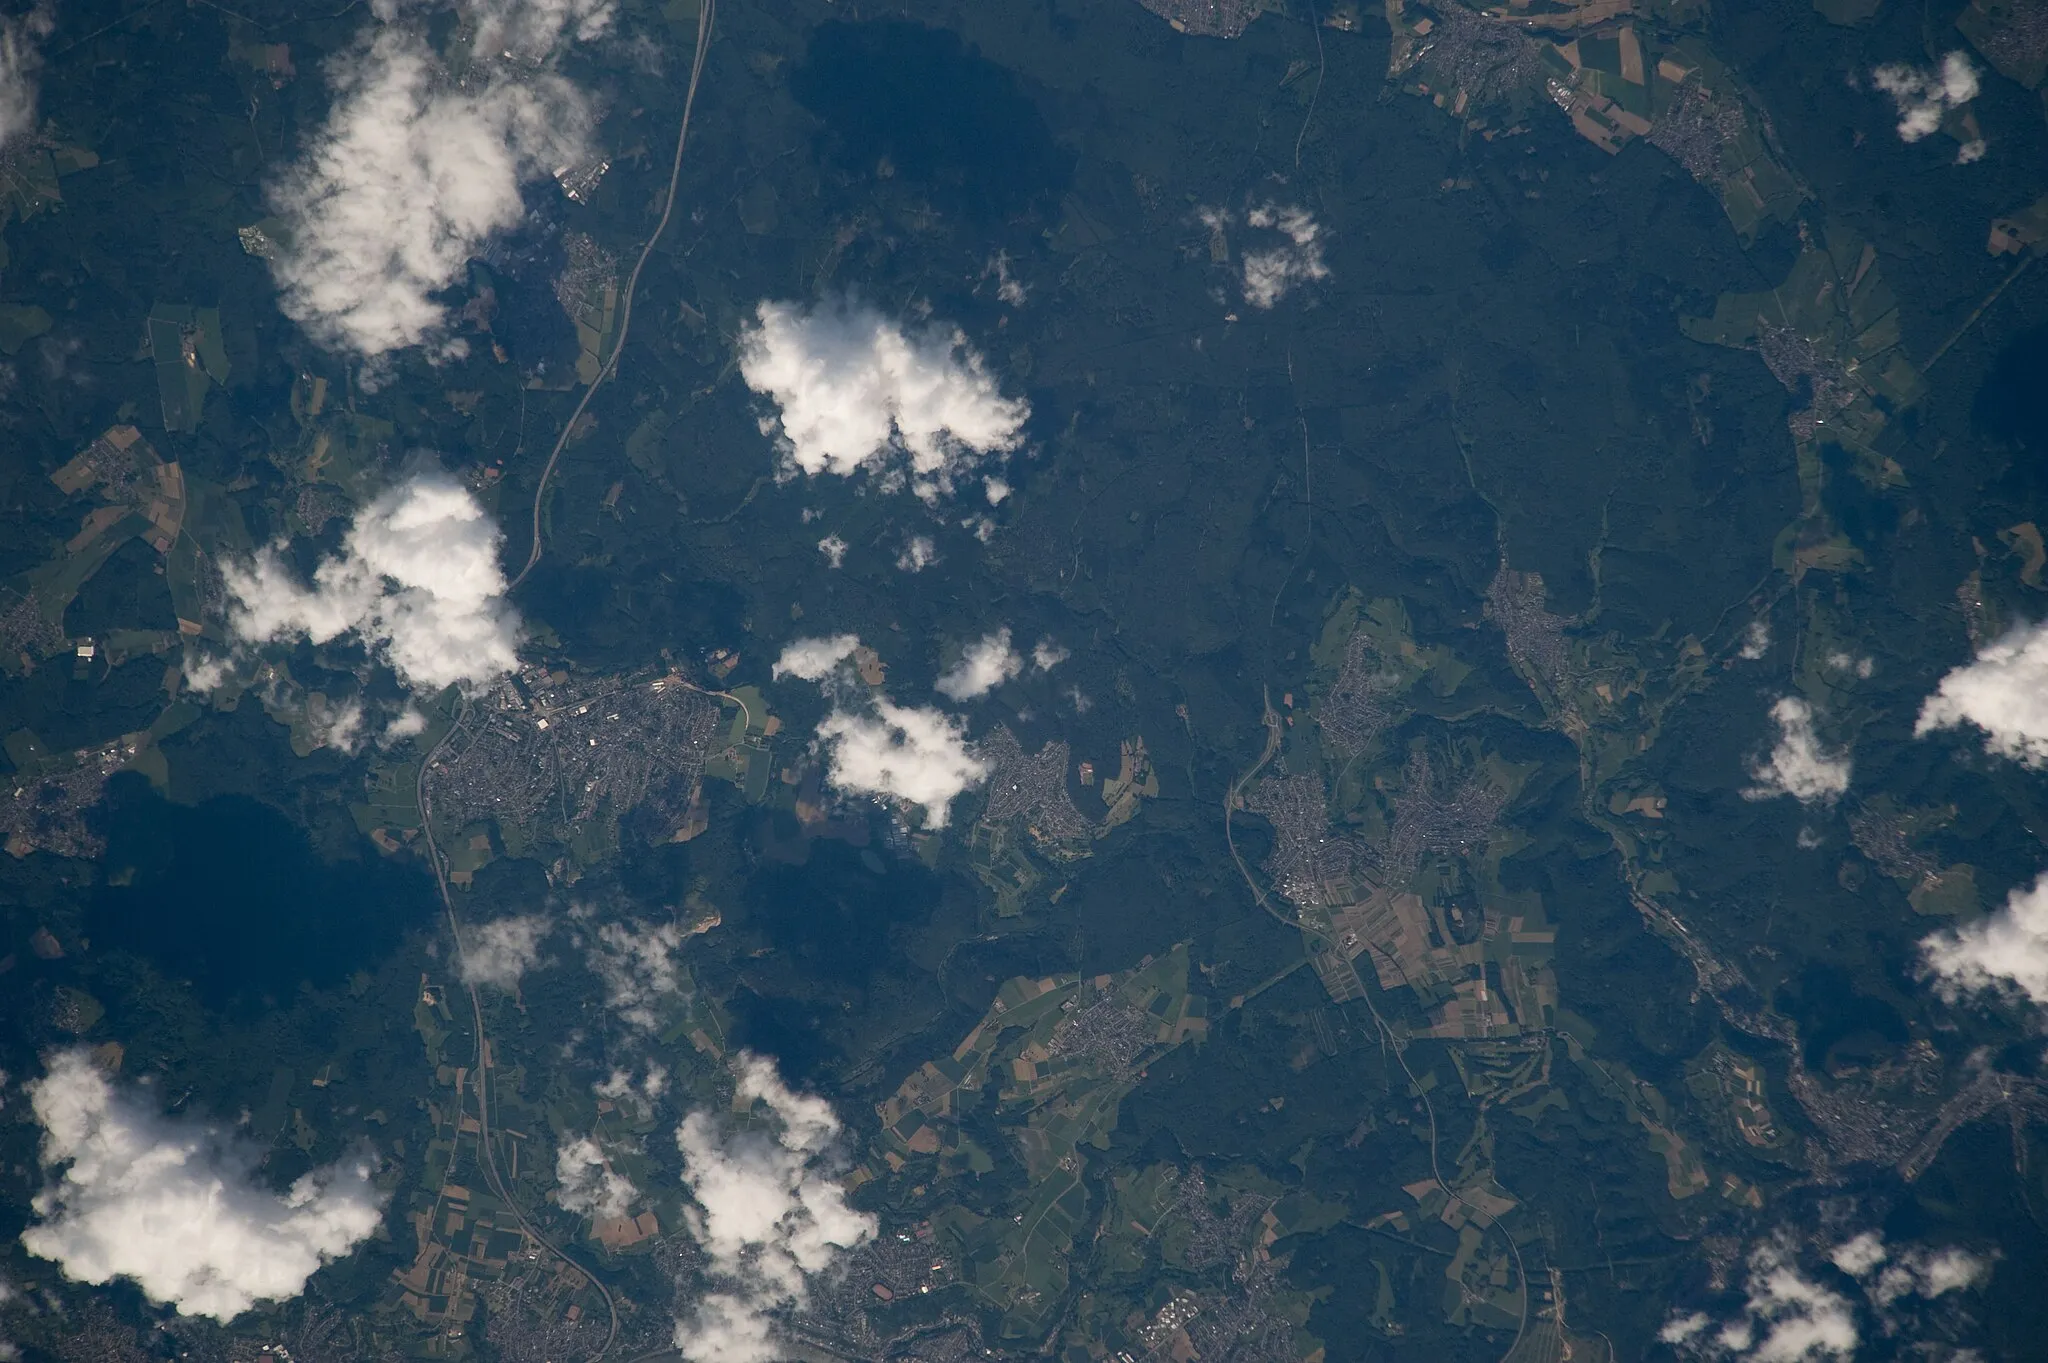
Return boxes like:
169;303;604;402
415;699;623;1360
510;0;720;592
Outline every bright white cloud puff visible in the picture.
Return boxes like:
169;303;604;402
1744;697;1851;806
0;6;52;154
773;634;861;682
460;913;549;990
815;699;988;829
270;4;595;357
672;1054;875;1363
936;628;1023;701
1662;1230;1990;1362
586;917;691;1032
21;1051;386;1321
224;474;522;695
1922;870;2048;1007
738;297;1028;497
554;1134;637;1222
1871;51;1979;143
1916;621;2048;767
1240;203;1329;308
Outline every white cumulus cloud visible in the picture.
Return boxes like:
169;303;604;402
460;913;548;990
672;1054;875;1363
1664;1238;1860;1361
1921;869;2048;1006
1241;204;1329;309
1915;621;2048;767
896;535;937;573
1830;1227;1992;1309
1744;697;1851;805
816;699;988;829
269;24;591;357
1829;1232;1888;1278
554;1134;637;1221
936;628;1022;701
587;918;690;1032
773;634;860;682
983;251;1026;307
738;297;1028;496
20;1050;386;1321
306;694;365;753
224;474;521;695
181;650;232;695
1032;637;1069;671
1665;1230;1991;1362
383;707;428;742
417;0;616;57
1906;1247;1991;1298
1871;51;1979;143
0;1273;18;1363
0;7;52;153
593;1066;660;1120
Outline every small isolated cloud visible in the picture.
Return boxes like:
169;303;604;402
182;650;232;695
224;474;521;695
587;918;689;1031
817;534;848;569
1871;51;1979;143
1241;204;1329;309
383;707;428;742
460;913;547;990
635;1062;669;1100
1829;1232;1889;1278
1829;1231;1991;1306
269;26;591;356
936;628;1022;701
738;297;1029;495
1740;621;1771;660
896;535;936;573
21;1050;386;1321
773;634;860;683
311;695;364;753
1744;697;1851;805
590;1064;668;1127
1665;1230;1990;1362
816;699;988;829
554;1134;636;1221
1921;869;2048;1006
983;251;1026;307
1915;621;2048;767
1666;1239;1861;1360
0;7;52;153
672;1054;876;1363
433;0;616;57
1904;1247;1991;1298
1032;638;1069;671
